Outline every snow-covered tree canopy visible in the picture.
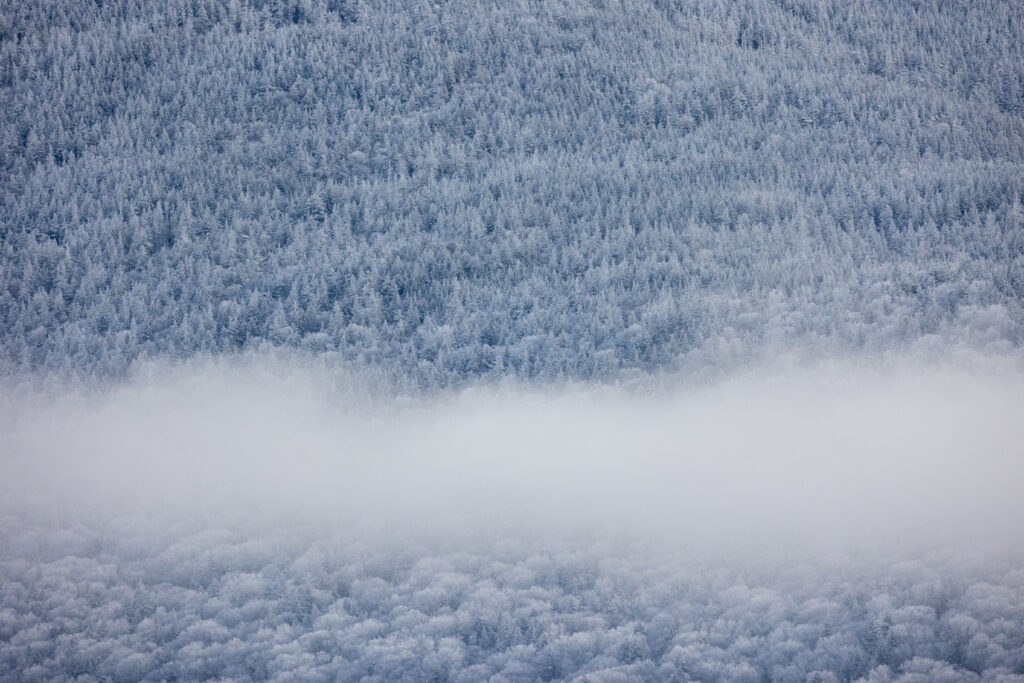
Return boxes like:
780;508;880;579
3;1;1024;680
2;0;1023;386
3;521;1023;682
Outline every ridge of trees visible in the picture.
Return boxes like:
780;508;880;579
2;0;1023;386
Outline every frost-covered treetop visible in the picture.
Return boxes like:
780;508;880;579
2;0;1023;386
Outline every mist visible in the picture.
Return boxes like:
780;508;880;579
3;354;1022;552
5;355;1024;680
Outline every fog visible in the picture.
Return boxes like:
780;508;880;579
4;356;1024;680
3;354;1022;552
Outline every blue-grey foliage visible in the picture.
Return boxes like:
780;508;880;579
2;0;1023;385
2;522;1023;682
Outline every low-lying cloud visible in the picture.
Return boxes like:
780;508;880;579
3;355;1024;681
3;354;1022;549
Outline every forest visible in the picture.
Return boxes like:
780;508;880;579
2;1;1024;680
3;0;1022;387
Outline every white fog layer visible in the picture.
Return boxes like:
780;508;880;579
3;357;1023;545
2;358;1024;681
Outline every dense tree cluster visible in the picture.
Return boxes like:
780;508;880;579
1;521;1023;681
2;0;1023;385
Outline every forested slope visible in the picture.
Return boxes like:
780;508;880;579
3;0;1023;385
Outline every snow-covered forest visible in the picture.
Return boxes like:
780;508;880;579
2;0;1023;385
3;523;1023;682
2;0;1024;680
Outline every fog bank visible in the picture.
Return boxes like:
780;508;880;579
2;355;1022;550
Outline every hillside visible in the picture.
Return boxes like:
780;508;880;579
3;3;1024;679
3;0;1023;385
